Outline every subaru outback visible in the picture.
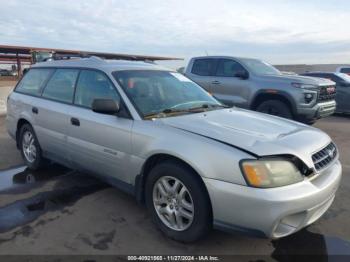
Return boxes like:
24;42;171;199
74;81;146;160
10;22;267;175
6;57;342;242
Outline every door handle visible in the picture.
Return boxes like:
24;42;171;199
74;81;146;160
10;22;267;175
212;80;221;85
32;107;38;114
71;117;80;126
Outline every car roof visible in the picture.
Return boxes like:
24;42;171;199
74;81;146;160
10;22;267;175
31;56;172;73
190;55;260;62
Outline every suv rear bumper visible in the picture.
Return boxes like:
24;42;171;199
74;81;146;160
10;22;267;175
205;160;342;239
298;100;336;121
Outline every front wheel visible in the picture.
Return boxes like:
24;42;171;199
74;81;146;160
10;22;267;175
19;124;46;170
145;161;212;242
256;100;293;119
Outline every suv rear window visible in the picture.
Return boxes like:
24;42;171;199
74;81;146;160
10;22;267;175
191;59;218;76
304;73;340;82
340;68;350;74
16;68;53;96
42;69;79;103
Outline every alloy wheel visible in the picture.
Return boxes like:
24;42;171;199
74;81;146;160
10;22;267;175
22;131;37;163
152;176;194;231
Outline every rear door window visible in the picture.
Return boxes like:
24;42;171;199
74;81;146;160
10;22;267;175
42;69;79;103
309;74;340;82
191;59;218;76
340;68;350;74
16;68;53;96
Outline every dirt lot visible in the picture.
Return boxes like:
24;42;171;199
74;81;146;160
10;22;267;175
0;115;349;259
0;79;17;87
0;81;16;116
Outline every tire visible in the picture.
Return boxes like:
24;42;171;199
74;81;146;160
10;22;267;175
303;119;316;125
19;123;46;170
256;100;293;119
145;160;212;242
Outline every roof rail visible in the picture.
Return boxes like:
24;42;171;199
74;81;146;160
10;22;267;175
45;53;162;63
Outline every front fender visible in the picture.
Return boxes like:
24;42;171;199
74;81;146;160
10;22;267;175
131;120;254;185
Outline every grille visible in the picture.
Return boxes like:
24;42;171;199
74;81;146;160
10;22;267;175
318;85;336;102
312;142;337;171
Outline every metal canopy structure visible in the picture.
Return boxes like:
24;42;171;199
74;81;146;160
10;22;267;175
0;44;182;77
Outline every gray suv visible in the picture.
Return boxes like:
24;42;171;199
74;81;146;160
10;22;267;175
6;57;341;242
185;56;337;124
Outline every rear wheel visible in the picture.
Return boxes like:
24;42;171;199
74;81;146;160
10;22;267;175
256;100;293;119
19;124;46;170
145;160;212;242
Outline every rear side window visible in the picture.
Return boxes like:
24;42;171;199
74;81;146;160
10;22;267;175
340;68;350;74
326;74;341;82
74;70;120;108
307;74;340;82
42;69;79;103
305;73;324;78
191;59;218;76
16;68;53;96
216;59;246;77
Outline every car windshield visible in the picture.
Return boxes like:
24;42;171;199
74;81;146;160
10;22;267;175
113;70;224;119
241;59;282;76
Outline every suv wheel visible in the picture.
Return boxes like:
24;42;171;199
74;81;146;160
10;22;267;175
19;124;46;170
145;160;211;242
256;100;292;119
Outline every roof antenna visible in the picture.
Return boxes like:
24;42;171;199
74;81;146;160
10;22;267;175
205;50;209;56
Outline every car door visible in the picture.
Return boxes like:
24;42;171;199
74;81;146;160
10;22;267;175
335;80;350;113
186;58;218;93
322;73;349;113
66;69;133;183
33;68;79;163
210;58;251;108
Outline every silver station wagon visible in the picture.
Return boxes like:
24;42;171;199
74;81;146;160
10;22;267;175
6;57;342;242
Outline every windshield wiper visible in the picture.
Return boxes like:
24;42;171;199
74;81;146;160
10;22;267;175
187;103;230;111
144;104;231;119
144;109;192;119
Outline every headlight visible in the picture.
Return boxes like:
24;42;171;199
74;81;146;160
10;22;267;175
291;82;317;89
241;159;304;188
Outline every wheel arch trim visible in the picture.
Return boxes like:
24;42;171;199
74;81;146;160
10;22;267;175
251;90;297;115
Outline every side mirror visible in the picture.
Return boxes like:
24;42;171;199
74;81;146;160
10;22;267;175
234;70;249;80
92;99;120;115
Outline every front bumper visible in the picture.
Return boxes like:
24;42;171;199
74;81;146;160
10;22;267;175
298;100;336;121
204;160;342;239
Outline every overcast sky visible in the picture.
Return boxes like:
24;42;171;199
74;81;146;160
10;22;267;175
0;0;349;68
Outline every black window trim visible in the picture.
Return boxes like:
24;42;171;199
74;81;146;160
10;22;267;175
13;66;133;119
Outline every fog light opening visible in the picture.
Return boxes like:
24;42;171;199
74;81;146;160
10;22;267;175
273;211;307;238
304;93;314;103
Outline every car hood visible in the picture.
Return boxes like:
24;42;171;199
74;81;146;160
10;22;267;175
160;108;331;168
259;74;335;86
